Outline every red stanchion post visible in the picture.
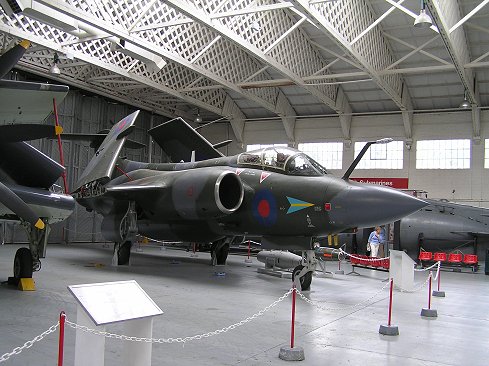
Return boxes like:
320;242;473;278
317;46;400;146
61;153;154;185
247;240;250;260
421;272;438;317
338;259;341;271
388;278;394;327
58;311;66;366
290;285;296;349
379;277;399;335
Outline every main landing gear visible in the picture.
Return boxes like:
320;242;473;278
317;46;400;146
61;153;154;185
292;250;317;291
210;238;230;266
110;202;138;266
9;220;50;284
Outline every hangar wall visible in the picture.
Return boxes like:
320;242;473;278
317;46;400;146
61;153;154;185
205;110;489;208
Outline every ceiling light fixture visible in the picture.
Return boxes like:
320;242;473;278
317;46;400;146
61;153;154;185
459;91;470;109
49;52;60;74
194;109;203;124
414;0;432;29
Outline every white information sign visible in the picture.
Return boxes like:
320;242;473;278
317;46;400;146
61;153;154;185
68;280;163;325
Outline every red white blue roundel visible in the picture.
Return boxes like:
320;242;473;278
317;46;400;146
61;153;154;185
252;189;277;226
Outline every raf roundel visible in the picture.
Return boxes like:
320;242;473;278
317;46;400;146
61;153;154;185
252;189;277;226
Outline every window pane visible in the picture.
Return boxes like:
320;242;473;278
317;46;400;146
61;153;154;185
297;142;343;170
416;139;470;170
354;141;403;169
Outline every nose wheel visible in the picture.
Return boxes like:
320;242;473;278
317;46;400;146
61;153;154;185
292;265;313;291
292;249;316;291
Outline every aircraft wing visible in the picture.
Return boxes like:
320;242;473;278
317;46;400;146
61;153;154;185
0;80;68;123
105;174;170;200
0;142;65;189
0;124;62;142
148;117;223;162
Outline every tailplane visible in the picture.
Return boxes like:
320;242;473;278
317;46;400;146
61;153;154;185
73;110;140;192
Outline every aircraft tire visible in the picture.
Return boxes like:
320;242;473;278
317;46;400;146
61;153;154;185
292;265;313;291
216;243;230;265
117;241;132;265
13;247;33;279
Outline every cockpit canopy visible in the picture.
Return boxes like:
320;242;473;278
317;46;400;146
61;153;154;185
237;147;329;176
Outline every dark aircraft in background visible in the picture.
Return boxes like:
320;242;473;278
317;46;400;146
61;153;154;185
73;111;426;290
0;39;75;282
332;199;489;263
397;199;489;258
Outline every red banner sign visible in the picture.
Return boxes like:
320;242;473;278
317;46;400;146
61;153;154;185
350;177;409;189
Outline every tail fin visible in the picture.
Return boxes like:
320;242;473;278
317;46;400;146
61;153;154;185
73;110;140;192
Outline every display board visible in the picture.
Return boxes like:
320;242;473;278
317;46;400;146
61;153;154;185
68;280;163;325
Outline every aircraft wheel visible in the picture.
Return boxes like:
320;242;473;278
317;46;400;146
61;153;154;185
117;241;132;265
13;248;33;279
216;243;230;265
292;265;313;291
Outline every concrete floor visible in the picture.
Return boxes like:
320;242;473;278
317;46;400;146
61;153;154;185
0;243;488;366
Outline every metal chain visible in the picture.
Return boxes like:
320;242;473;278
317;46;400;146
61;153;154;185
339;248;390;262
0;323;59;363
295;281;391;312
65;288;293;344
414;261;440;272
397;272;432;293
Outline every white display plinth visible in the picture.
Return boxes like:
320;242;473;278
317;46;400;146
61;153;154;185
74;304;105;366
69;280;163;366
122;317;153;366
389;250;415;291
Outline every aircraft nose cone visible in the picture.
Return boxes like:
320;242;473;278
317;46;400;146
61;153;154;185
329;183;427;228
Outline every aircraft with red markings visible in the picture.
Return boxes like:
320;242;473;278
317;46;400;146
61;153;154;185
73;112;427;290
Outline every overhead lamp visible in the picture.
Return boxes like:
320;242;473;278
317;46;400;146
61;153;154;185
414;1;432;28
459;91;470;109
50;52;60;75
251;21;261;32
194;110;202;124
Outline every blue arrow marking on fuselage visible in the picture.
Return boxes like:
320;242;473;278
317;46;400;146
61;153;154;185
287;196;314;214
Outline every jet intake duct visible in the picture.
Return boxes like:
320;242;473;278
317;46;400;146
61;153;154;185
172;170;244;219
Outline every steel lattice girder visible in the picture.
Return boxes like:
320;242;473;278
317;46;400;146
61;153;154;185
426;0;479;106
291;0;414;112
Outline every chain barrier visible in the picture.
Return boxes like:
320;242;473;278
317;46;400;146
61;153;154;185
396;271;432;293
65;288;293;344
414;261;441;280
295;280;391;312
339;248;390;262
0;322;59;363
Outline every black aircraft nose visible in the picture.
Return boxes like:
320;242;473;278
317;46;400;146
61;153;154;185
329;183;427;228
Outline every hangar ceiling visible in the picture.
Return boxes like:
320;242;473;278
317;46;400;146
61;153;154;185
0;0;488;142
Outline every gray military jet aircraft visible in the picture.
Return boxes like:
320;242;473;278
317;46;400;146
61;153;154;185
0;39;75;282
395;199;489;259
73;111;426;290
